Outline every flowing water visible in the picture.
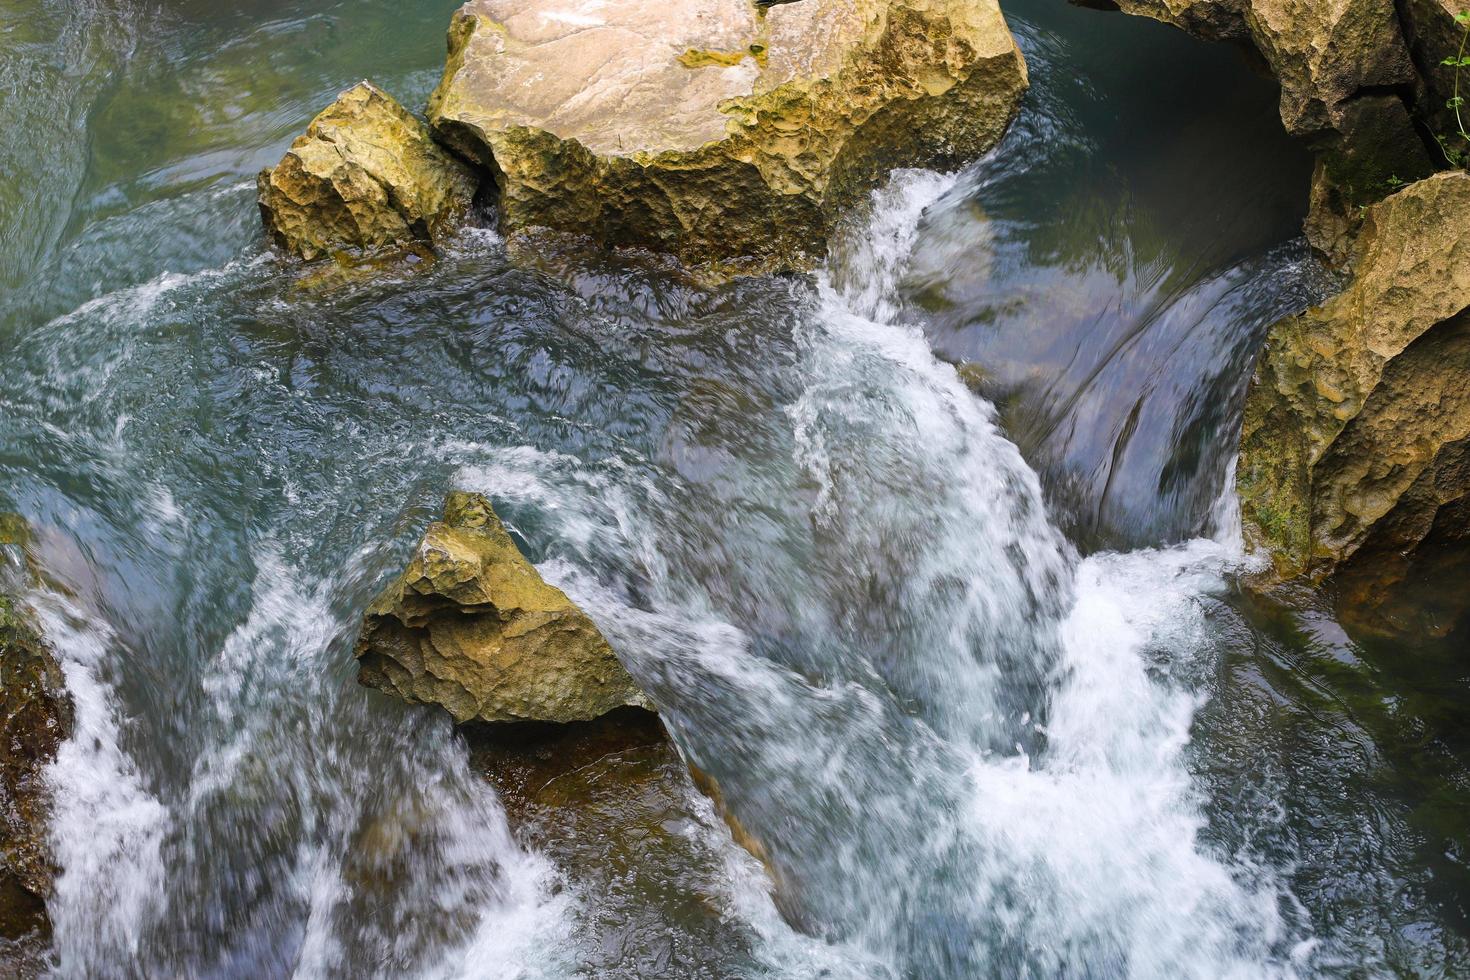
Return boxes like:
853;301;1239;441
2;0;1469;977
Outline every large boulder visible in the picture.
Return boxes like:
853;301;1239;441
425;0;1028;272
356;492;648;724
1237;171;1470;581
0;515;72;947
258;81;479;261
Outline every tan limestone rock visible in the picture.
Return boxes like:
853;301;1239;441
426;0;1028;272
258;81;479;261
1237;171;1470;580
356;491;647;724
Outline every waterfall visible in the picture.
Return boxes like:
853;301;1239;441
450;171;1308;977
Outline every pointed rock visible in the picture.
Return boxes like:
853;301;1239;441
356;492;648;724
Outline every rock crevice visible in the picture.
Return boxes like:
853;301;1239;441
1109;0;1450;262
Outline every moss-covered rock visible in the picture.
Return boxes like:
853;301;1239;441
356;492;647;724
1238;172;1470;581
426;0;1027;273
0;516;72;947
258;81;479;261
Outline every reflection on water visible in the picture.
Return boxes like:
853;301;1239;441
0;0;1468;977
904;0;1326;549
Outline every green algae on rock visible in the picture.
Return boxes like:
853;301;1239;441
258;81;479;261
1237;172;1470;581
356;491;648;725
0;516;72;946
426;0;1028;272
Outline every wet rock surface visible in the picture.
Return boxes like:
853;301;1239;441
356;491;648;724
426;0;1028;272
0;515;71;961
1238;172;1470;582
467;709;774;977
258;81;479;261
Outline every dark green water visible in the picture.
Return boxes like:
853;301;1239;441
2;0;1468;977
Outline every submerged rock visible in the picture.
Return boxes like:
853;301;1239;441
0;515;72;948
426;0;1028;272
1237;172;1470;581
466;709;775;975
258;81;479;261
356;491;648;724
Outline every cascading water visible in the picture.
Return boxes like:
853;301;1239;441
505;170;1306;978
4;0;1470;977
23;461;576;979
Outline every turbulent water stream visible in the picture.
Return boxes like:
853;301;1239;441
3;0;1470;977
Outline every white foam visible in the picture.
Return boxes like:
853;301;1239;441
818;171;1300;974
35;542;570;975
187;549;573;978
961;536;1290;977
44;255;267;330
434;166;1305;974
32;590;170;976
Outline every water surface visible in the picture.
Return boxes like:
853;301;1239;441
2;0;1469;977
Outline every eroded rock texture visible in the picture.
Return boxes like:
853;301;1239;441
0;515;72;947
426;0;1028;271
1238;172;1470;581
258;81;478;261
356;491;646;724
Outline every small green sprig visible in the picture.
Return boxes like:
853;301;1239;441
1437;10;1470;168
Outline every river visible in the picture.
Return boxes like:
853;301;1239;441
2;0;1468;977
